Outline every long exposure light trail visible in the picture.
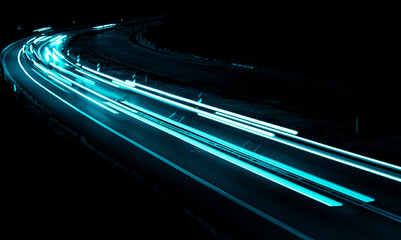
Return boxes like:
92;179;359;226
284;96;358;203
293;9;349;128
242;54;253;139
13;44;314;238
16;34;350;207
10;28;401;216
18;42;344;207
104;100;343;207
120;100;373;203
81;63;401;184
80;62;401;179
4;22;401;238
82;65;298;136
30;32;401;187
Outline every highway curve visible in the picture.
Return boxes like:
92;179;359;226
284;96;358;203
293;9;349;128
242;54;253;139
2;20;401;239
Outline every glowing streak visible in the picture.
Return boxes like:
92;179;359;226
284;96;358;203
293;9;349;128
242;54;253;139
115;81;400;182
47;70;119;114
128;84;296;135
40;42;401;182
35;36;51;45
44;53;50;62
121;100;373;203
112;80;275;138
31;68;69;93
75;68;120;88
53;48;64;59
282;134;401;172
79;67;401;179
82;65;296;135
215;111;297;136
15;49;311;238
19;40;375;203
51;63;94;85
82;65;121;81
34;62;117;114
105;101;342;207
33;26;52;32
19;48;117;115
82;68;401;173
45;47;51;56
266;136;401;183
51;52;59;62
33;36;44;44
55;78;118;114
93;23;116;30
33;47;42;61
49;35;66;43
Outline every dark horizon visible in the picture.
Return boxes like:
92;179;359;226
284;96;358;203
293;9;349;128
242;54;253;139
2;2;399;74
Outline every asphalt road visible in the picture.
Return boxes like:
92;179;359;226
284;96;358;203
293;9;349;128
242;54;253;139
2;22;401;239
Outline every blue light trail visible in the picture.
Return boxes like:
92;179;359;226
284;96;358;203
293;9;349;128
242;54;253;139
19;39;345;207
83;67;401;183
105;100;343;207
17;30;401;210
14;45;312;238
4;20;401;239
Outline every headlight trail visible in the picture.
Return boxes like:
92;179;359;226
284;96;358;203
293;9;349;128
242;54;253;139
8;26;401;226
19;33;346;207
25;31;401;190
80;60;401;176
13;45;314;239
80;58;401;183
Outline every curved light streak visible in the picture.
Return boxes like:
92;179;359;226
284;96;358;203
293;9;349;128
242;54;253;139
12;27;401;212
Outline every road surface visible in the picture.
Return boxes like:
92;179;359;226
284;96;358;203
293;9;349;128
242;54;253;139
2;21;401;239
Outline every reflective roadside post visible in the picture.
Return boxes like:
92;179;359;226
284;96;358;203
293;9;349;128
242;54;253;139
198;90;203;103
356;116;359;137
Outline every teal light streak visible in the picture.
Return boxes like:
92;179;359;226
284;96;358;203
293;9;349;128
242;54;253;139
17;48;310;238
75;68;120;88
31;35;401;183
111;79;275;138
44;52;50;62
51;51;59;62
50;63;94;85
49;35;66;46
31;68;69;93
282;133;401;173
266;136;401;183
20;40;345;206
196;112;276;139
215;111;297;136
93;23;116;30
133;81;297;135
53;48;64;59
122;100;373;202
105;101;342;207
79;65;401;182
33;61;118;114
81;65;297;135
